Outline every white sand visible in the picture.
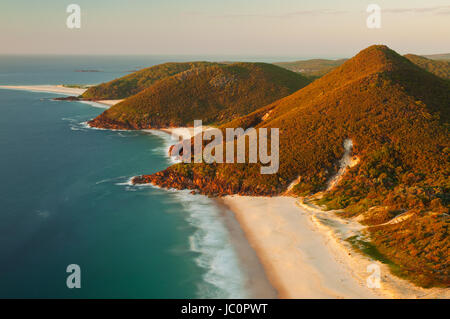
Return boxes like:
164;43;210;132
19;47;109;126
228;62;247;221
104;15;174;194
95;99;123;106
0;85;87;95
160;126;215;140
221;195;450;299
0;85;123;107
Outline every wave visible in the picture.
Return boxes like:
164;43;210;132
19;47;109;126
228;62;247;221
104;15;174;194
116;177;249;298
76;121;133;133
96;176;129;185
61;117;91;132
174;191;248;298
141;129;181;164
104;130;249;298
113;180;249;297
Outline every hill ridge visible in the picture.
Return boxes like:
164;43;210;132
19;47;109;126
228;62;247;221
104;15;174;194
88;62;312;129
82;61;218;99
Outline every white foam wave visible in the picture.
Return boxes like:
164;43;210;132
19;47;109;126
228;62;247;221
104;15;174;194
61;117;91;132
64;95;249;297
173;191;248;298
141;129;181;164
115;177;248;297
110;129;249;298
79;121;127;131
96;176;128;185
113;174;249;296
114;176;135;186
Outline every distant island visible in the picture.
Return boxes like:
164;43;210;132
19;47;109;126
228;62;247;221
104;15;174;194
74;69;102;73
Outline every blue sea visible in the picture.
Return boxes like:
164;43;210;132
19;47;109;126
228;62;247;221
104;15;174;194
0;55;255;298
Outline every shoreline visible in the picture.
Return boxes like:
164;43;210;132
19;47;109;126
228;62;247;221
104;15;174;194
140;128;277;298
1;85;276;298
213;199;278;298
148;128;278;298
0;85;122;107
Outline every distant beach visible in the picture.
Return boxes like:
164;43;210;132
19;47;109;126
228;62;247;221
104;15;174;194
0;85;86;95
0;85;122;107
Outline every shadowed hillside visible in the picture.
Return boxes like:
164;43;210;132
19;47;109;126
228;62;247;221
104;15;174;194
137;45;449;287
88;63;311;129
423;53;450;61
404;54;450;80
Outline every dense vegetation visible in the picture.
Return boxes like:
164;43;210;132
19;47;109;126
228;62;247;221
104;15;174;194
404;54;450;80
82;62;216;99
88;63;311;128
369;214;449;287
142;45;449;286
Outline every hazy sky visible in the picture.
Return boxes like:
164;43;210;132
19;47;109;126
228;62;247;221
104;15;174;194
1;0;449;57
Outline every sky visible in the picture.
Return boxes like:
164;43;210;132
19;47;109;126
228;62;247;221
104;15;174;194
1;0;449;58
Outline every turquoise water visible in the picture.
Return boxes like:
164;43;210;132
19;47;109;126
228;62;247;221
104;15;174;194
0;57;248;298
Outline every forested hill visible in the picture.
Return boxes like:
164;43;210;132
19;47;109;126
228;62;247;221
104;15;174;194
88;62;311;129
82;62;217;99
137;45;449;287
144;44;449;199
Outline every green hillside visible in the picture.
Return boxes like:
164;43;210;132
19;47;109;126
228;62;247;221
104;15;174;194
82;62;216;99
88;62;311;129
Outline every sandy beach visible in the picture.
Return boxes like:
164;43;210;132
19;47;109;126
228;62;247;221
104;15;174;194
160;126;215;140
0;85;122;107
0;85;87;95
219;195;450;299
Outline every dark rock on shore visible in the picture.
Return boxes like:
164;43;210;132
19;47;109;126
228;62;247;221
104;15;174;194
53;96;81;101
87;113;140;130
131;170;277;197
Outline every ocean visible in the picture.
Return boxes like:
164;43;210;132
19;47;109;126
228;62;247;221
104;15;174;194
0;56;250;298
